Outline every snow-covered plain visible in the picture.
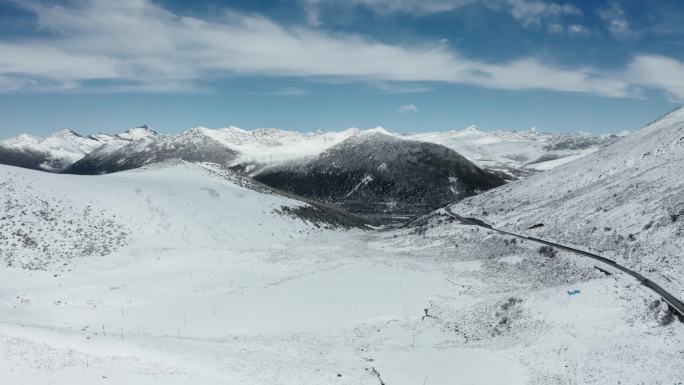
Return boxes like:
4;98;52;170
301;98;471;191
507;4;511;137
1;140;682;385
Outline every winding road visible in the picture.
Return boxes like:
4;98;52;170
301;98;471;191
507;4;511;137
443;206;684;321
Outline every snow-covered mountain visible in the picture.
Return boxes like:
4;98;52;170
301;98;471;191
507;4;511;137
62;126;365;175
60;127;513;217
65;127;236;175
0;126;157;172
0;129;110;172
254;130;508;216
1;124;617;175
410;125;622;172
445;106;684;297
189;124;620;173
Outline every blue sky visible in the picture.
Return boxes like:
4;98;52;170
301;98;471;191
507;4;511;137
0;0;683;137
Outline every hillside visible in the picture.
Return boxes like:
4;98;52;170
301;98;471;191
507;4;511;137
447;107;684;297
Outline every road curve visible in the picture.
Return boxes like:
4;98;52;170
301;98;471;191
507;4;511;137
443;206;684;320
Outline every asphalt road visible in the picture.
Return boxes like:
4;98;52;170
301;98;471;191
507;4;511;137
443;206;684;321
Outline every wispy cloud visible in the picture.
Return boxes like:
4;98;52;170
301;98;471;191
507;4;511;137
306;0;583;29
304;0;476;16
398;104;419;113
0;0;683;100
597;2;631;38
506;0;581;27
374;82;433;94
547;23;591;36
567;24;590;35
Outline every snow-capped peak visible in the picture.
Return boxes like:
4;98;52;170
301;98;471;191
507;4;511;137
46;129;83;139
224;125;249;134
117;125;158;141
2;129;91;152
445;125;486;138
353;126;395;138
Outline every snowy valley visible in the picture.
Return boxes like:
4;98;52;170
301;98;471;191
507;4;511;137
0;110;682;385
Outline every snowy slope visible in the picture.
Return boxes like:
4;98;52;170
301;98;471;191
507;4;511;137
448;107;684;297
0;160;340;272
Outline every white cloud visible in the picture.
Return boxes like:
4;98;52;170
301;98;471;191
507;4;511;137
0;0;682;101
547;23;590;35
476;58;628;97
626;55;684;101
398;104;419;113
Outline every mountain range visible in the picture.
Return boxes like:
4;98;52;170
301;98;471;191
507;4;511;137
1;124;620;174
0;124;619;217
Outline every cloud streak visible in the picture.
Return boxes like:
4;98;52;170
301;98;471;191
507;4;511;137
0;0;683;100
398;104;419;113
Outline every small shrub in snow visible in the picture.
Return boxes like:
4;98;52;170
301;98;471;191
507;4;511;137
537;246;557;258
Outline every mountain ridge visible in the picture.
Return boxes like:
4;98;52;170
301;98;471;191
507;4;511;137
1;124;621;173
